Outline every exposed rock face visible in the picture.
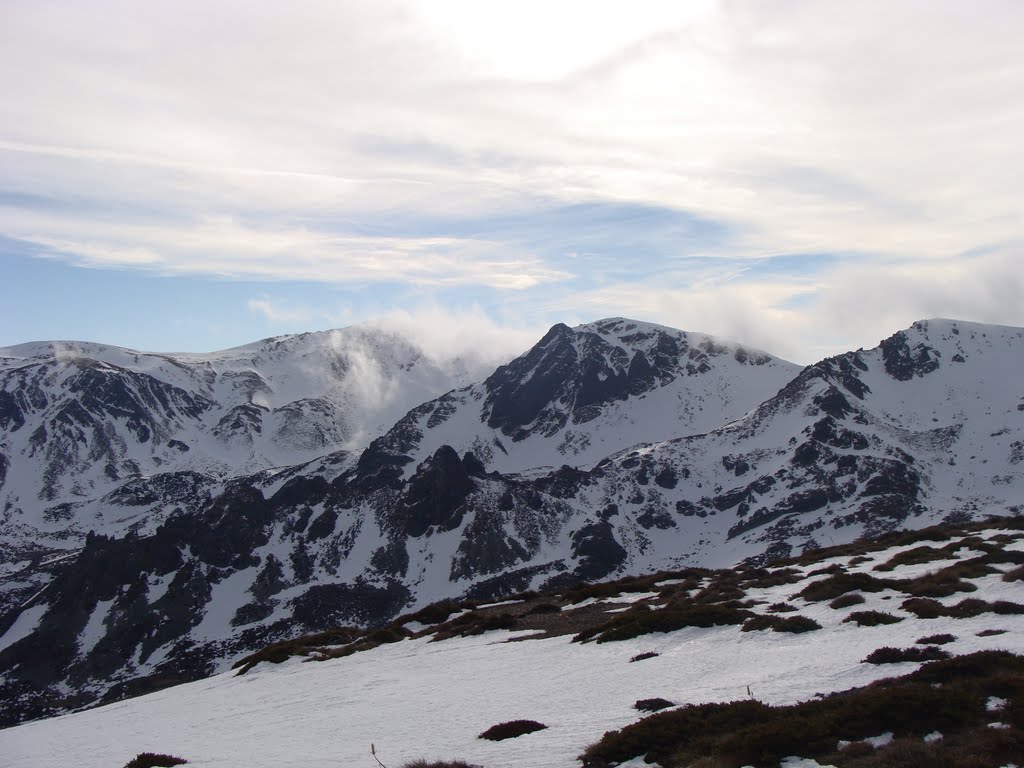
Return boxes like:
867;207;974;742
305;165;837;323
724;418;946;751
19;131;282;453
880;326;942;381
366;317;801;475
400;446;475;538
2;317;1023;728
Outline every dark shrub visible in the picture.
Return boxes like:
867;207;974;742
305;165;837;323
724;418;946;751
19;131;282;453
400;760;479;768
123;755;187;768
829;593;867;609
864;646;950;664
944;598;1024;618
469;612;518;635
946;598;989;618
873;545;947;572
578;602;753;643
838;740;876;758
797;572;890;602
767;601;798;613
977;629;1008;637
899;571;978;598
581;650;1023;768
743;568;803;588
694;583;747;603
1003;565;1024;582
916;634;956;645
843;610;903;627
630;651;659;663
400;600;462;626
367;626;412;644
808;563;846;577
479;720;547;741
232;626;361;673
901;597;947;619
742;615;821;633
741;615;778;632
527;602;561;615
635;697;674;712
776;615;822;633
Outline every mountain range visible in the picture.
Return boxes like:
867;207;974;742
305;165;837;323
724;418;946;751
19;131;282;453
1;316;1022;727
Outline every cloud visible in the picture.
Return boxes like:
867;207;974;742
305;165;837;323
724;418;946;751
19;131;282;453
549;243;1024;364
1;0;1022;360
364;304;544;368
2;212;573;289
246;297;318;326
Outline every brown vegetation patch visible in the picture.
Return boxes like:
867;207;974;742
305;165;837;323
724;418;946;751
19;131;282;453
630;651;659;663
829;593;867;609
478;719;547;741
581;651;1024;768
123;754;187;768
843;610;904;627
916;633;956;645
635;697;674;712
742;614;821;633
863;646;950;664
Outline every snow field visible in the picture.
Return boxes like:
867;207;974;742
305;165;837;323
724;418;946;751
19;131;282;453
2;529;1022;768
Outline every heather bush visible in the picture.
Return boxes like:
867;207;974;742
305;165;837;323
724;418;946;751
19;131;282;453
829;593;867;609
808;563;846;577
582;651;1023;768
578;601;753;643
898;571;978;598
843;610;903;627
863;646;950;664
635;697;674;712
797;572;890;602
630;651;658;663
526;602;561;615
123;754;187;768
741;568;803;588
901;597;947;618
742;614;821;633
397;600;463;626
1002;565;1024;582
916;633;956;645
873;545;948;572
478;719;547;741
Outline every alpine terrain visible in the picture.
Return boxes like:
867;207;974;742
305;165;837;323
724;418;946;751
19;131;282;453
0;316;1022;735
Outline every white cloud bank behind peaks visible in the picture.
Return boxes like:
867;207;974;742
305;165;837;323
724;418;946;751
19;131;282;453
0;0;1021;360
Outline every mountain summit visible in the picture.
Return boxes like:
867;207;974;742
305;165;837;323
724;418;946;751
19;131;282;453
0;317;1022;727
364;317;800;475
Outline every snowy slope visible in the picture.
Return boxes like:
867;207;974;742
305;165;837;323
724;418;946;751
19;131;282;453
0;520;1021;768
1;317;1022;732
366;318;801;476
0;325;496;548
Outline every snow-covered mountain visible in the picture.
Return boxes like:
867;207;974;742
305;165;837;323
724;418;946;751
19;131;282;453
1;517;1021;768
1;317;1022;729
365;318;800;475
0;326;494;547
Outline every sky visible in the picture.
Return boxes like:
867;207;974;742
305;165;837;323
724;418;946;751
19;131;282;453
1;0;1022;364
